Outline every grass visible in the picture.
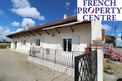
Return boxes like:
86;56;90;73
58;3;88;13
0;45;10;49
0;43;10;49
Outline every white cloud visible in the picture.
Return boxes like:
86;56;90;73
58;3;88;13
0;26;10;34
0;25;25;41
117;38;121;42
116;38;122;46
11;7;45;20
117;33;122;37
110;33;115;36
9;28;24;34
101;24;111;31
0;10;4;16
11;21;20;26
11;0;30;8
21;18;35;28
0;26;11;41
0;18;35;41
11;0;45;20
15;28;24;32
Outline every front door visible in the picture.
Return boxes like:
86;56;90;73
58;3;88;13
63;38;72;52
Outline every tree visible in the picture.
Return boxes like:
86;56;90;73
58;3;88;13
1;39;10;43
2;39;7;43
105;35;116;47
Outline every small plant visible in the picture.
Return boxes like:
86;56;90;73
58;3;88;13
110;54;119;61
103;47;122;62
103;48;110;58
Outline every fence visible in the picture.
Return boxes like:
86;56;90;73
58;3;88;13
74;50;97;81
30;46;83;67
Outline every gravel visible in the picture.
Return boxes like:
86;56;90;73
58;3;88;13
0;49;73;81
104;58;122;81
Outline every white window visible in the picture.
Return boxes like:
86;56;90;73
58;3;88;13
63;38;72;52
36;39;40;46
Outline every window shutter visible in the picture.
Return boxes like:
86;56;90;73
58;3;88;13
72;35;80;51
56;36;61;49
33;39;36;46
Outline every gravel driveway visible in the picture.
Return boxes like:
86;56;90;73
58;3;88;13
0;49;73;81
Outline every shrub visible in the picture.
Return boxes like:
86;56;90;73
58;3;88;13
110;54;119;61
103;47;122;62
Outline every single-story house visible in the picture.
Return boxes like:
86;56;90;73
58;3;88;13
7;15;103;67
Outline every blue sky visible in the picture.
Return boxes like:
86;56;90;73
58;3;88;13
0;0;121;46
0;0;76;40
102;21;122;46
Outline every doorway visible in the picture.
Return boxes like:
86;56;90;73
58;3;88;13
14;41;17;49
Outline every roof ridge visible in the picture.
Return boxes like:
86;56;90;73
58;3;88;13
28;15;77;30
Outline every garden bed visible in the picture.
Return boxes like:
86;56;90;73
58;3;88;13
103;48;122;81
103;48;122;62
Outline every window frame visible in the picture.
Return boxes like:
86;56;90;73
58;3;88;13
62;37;72;52
36;39;40;46
23;40;26;45
21;39;26;46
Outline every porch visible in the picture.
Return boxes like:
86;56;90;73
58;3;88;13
29;46;84;68
28;46;98;80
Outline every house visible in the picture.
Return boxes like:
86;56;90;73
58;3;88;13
7;15;103;75
7;16;102;51
105;35;112;40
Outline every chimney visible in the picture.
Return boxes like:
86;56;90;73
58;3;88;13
64;13;68;19
64;2;70;19
102;29;105;41
26;23;29;30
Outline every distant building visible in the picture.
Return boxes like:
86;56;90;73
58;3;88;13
105;35;112;40
104;35;114;48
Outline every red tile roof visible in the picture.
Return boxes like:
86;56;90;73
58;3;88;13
29;15;77;30
7;16;91;38
105;35;112;40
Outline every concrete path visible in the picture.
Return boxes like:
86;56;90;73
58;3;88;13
0;49;73;81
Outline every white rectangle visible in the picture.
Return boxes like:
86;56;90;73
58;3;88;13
77;0;122;21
